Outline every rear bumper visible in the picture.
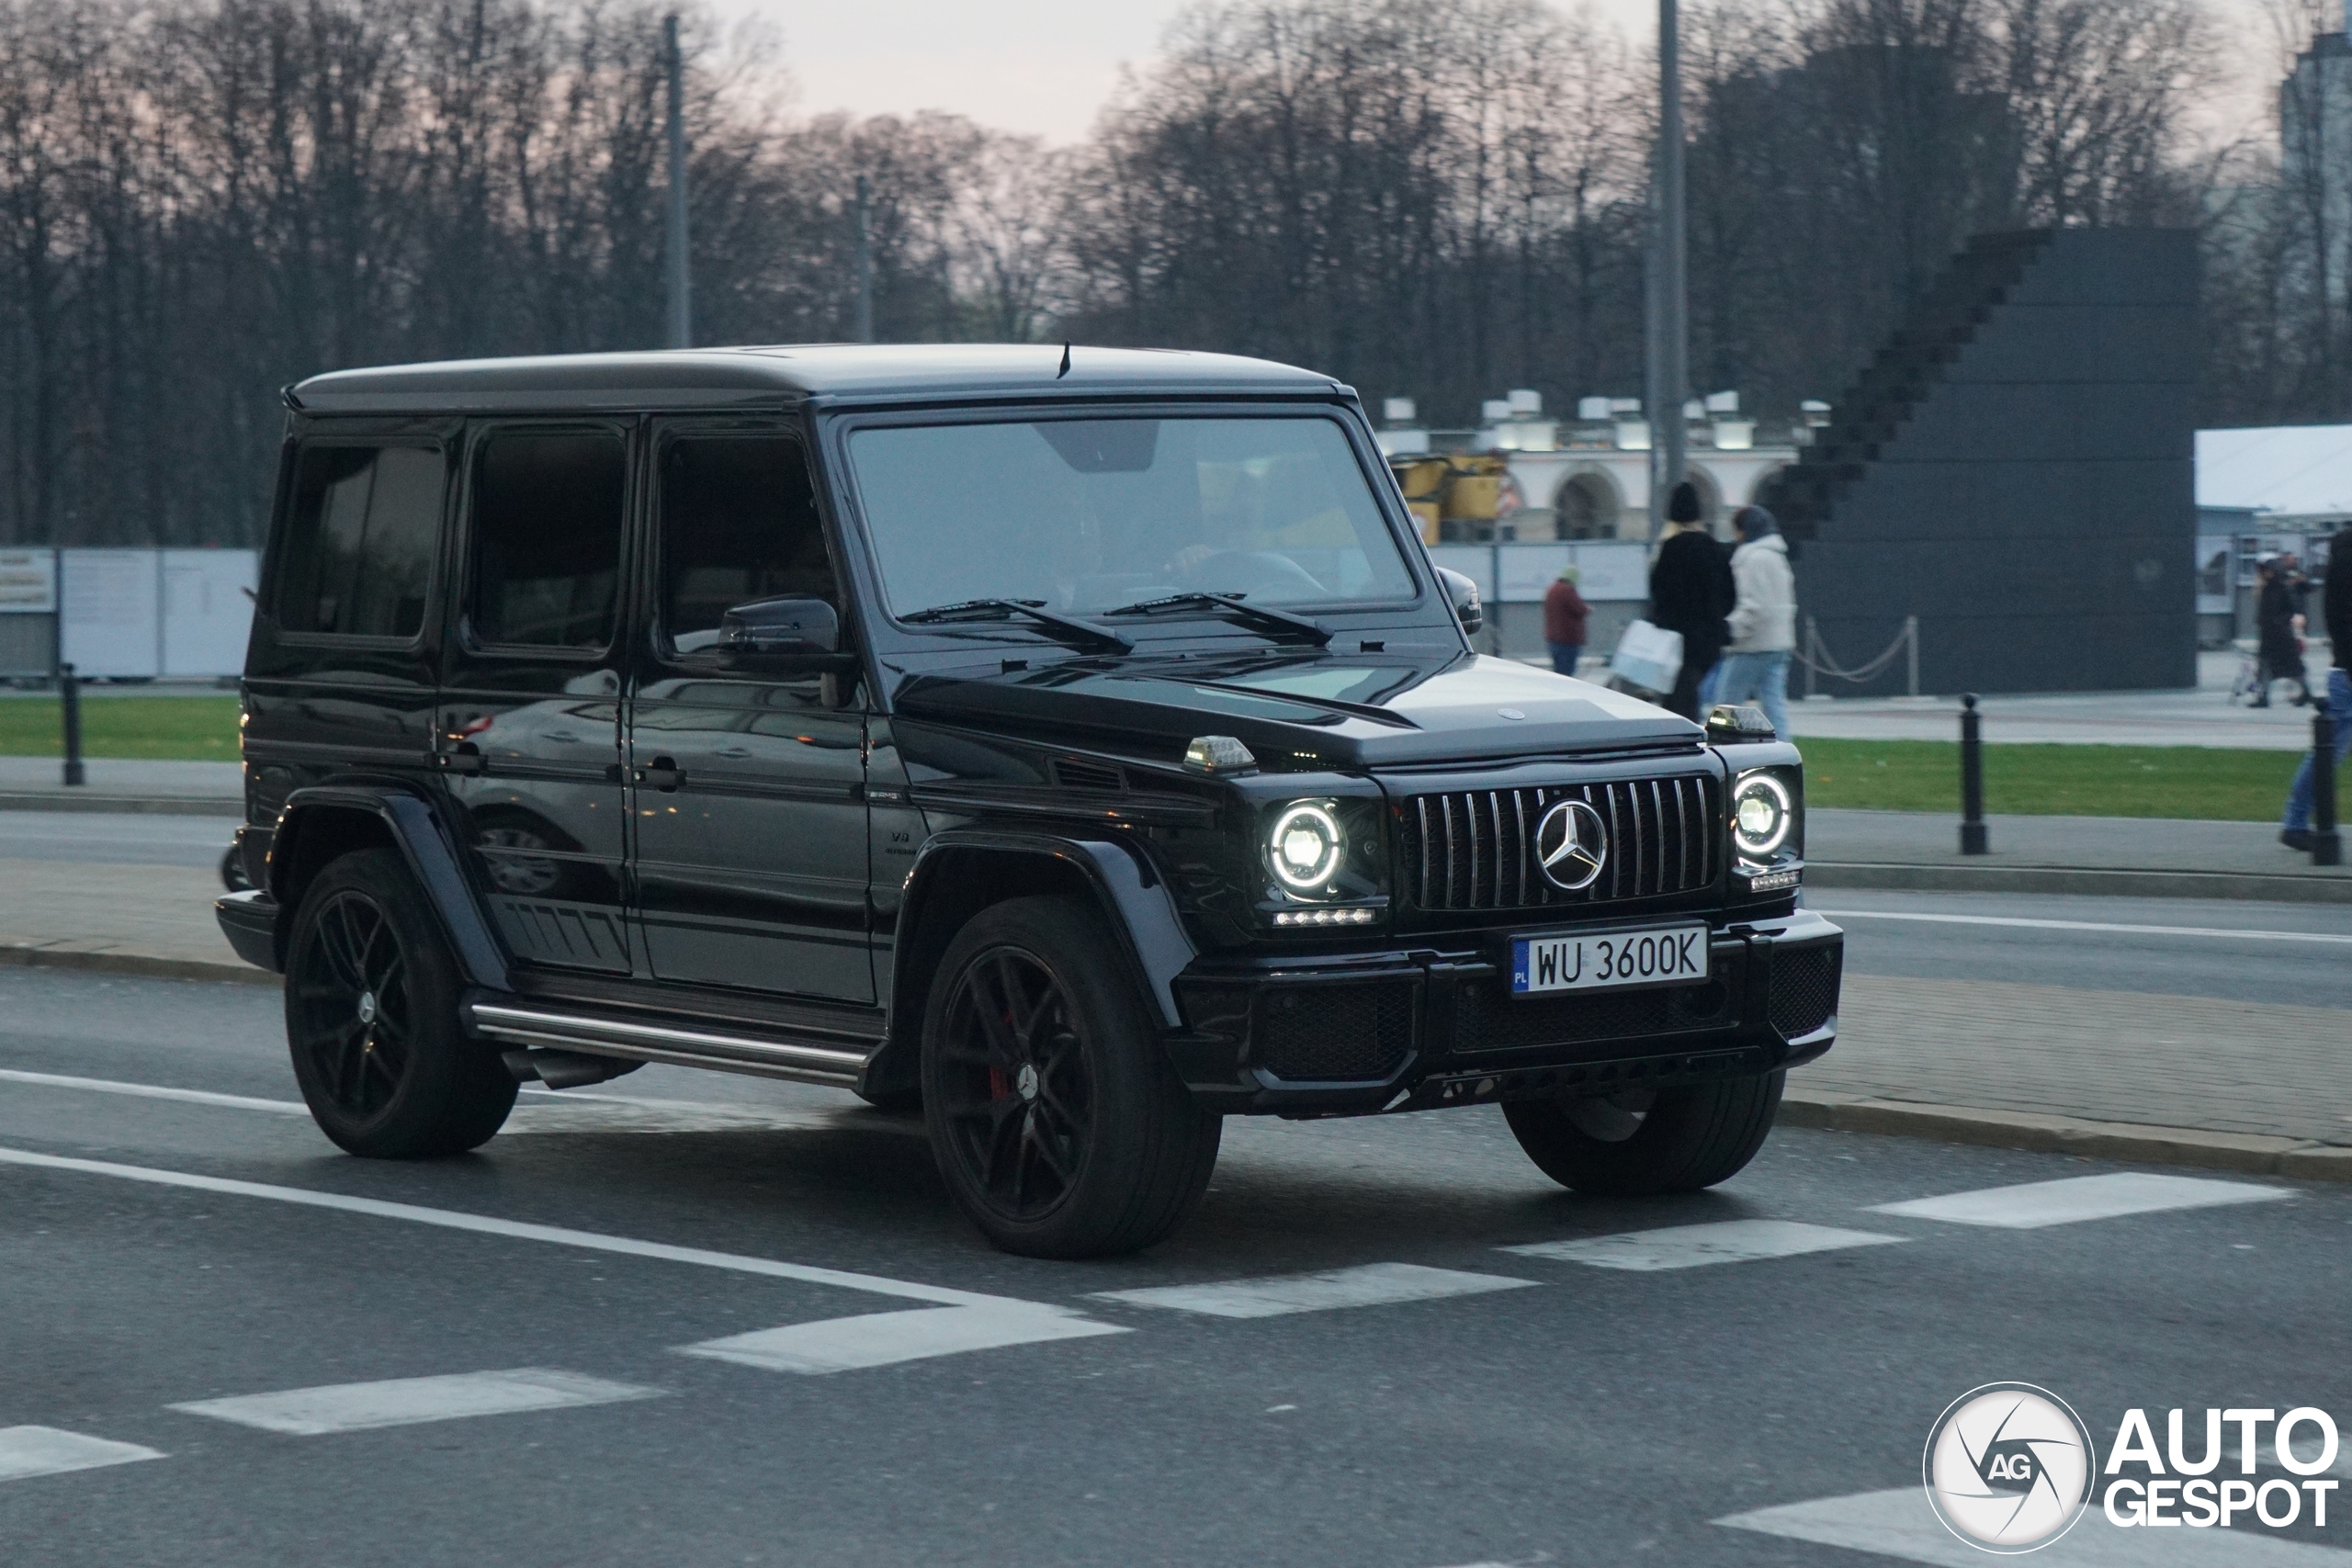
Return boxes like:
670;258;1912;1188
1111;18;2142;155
214;890;281;973
1165;909;1841;1115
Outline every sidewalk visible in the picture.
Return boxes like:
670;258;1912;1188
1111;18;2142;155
1808;807;2352;901
0;756;241;814
1783;646;2329;751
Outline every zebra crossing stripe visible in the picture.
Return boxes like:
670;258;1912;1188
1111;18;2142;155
169;1368;662;1435
0;1427;164;1483
1869;1173;2295;1230
1502;1218;1905;1271
1716;1486;2351;1565
677;1303;1127;1374
1090;1262;1538;1319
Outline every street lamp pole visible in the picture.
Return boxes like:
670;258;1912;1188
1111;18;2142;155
1646;0;1689;542
663;11;691;350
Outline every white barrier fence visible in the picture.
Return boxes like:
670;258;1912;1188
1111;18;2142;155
0;548;257;680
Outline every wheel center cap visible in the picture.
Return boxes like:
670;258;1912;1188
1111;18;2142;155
1015;1064;1039;1102
356;991;377;1025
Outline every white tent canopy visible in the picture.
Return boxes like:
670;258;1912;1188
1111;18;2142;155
2197;424;2352;518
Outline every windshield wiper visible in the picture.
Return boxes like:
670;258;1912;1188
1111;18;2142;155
1101;592;1332;646
899;598;1133;654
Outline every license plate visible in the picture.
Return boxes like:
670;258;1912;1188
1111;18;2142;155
1510;923;1710;997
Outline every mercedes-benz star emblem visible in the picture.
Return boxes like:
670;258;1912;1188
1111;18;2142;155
1534;798;1609;891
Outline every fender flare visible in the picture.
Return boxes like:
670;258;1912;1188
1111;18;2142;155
269;785;510;991
863;829;1197;1100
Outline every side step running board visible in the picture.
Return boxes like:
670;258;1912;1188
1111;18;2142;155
467;1002;873;1090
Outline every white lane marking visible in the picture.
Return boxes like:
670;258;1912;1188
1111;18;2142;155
0;1069;923;1140
505;1097;925;1138
679;1303;1128;1375
0;1427;165;1483
1090;1261;1538;1319
1502;1219;1905;1271
0;1144;1035;1310
171;1368;661;1436
1871;1173;2296;1229
1717;1485;2351;1564
0;1068;307;1114
1811;908;2352;946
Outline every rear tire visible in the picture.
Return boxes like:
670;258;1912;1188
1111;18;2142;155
921;896;1220;1258
1504;1071;1782;1196
284;848;515;1157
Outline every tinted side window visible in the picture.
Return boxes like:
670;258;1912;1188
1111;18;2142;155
659;436;836;653
275;445;443;638
469;431;627;650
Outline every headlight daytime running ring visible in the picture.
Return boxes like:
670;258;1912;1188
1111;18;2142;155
1268;802;1346;894
1731;772;1794;858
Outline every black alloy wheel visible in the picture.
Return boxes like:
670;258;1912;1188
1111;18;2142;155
933;948;1091;1220
289;886;413;1119
921;897;1220;1258
284;848;516;1157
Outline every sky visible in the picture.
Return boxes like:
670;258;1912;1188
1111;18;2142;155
723;0;1652;143
722;0;2297;146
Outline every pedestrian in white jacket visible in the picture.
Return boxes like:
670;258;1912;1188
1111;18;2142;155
1714;505;1795;738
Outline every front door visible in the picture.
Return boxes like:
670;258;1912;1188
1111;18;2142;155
626;424;873;1001
439;423;635;974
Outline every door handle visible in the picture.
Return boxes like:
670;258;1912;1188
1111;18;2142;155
634;755;684;793
435;739;485;775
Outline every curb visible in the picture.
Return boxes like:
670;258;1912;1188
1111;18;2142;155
0;791;242;817
0;942;278;987
1807;860;2352;904
1781;1089;2352;1184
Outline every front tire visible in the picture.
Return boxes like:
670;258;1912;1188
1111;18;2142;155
284;848;516;1157
1504;1072;1783;1196
921;897;1220;1258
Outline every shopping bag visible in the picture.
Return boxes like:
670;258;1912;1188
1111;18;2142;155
1610;618;1684;695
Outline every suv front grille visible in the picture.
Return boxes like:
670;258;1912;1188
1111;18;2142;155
1397;775;1719;914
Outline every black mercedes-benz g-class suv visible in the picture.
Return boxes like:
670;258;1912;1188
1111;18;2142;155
217;344;1841;1258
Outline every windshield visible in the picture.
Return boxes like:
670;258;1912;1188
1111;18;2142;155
848;415;1419;621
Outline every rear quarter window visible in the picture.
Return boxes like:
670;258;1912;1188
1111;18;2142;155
274;444;445;639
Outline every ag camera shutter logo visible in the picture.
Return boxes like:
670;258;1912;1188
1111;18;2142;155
1923;1382;2097;1552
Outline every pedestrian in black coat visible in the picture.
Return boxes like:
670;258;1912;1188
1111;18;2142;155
1647;481;1735;719
2255;557;2310;707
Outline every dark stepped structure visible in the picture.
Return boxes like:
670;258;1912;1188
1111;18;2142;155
1758;228;2198;694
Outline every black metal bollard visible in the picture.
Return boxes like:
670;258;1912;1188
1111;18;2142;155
59;661;85;787
1958;693;1988;855
2313;707;2341;867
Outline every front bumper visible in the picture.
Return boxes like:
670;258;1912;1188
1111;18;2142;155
1165;909;1841;1115
215;889;282;973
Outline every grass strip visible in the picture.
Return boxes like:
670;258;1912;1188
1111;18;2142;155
1798;738;2303;822
0;695;242;761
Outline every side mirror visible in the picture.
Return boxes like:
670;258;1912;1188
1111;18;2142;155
719;597;840;656
1435;567;1483;637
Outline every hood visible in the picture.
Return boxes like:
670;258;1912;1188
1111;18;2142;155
1736;534;1789;558
891;649;1700;769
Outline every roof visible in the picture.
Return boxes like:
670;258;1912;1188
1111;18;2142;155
288;344;1341;415
2197;423;2352;518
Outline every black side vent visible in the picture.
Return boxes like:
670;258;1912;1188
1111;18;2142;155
1050;757;1125;792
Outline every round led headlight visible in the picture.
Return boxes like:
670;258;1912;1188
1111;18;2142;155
1731;772;1793;858
1268;803;1345;893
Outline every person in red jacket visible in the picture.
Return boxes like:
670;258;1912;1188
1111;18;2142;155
1544;563;1589;676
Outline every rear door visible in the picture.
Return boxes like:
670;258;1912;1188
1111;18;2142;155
438;422;635;974
626;422;874;1001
